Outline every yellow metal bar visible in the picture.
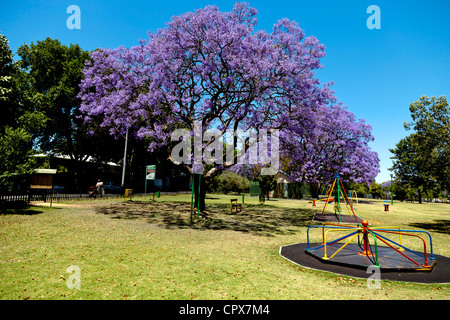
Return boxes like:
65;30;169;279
342;191;353;216
323;228;360;259
328;233;360;260
352;190;359;211
338;178;357;220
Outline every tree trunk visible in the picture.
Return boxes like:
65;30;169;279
193;173;206;212
311;182;319;199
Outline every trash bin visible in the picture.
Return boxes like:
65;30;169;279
156;191;160;198
125;189;133;197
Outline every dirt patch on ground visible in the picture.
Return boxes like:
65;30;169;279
29;201;96;208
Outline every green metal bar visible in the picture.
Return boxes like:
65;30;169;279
390;175;394;205
190;175;194;224
242;164;245;204
197;174;201;220
368;230;379;267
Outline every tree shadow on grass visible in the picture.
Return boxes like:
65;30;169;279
409;220;450;235
96;201;316;237
0;202;45;215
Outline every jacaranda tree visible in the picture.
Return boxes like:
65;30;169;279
78;2;379;209
282;102;380;185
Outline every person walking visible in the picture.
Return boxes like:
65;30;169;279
96;179;104;198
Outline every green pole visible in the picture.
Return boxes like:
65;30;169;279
190;175;194;224
144;179;147;199
242;164;245;204
390;174;393;205
197;174;201;220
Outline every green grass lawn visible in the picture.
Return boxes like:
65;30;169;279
1;194;449;300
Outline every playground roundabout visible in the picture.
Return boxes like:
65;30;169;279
279;242;450;284
280;174;450;284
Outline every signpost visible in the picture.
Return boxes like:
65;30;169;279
242;164;245;204
390;174;394;205
145;165;156;200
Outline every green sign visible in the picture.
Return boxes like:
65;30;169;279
146;165;156;180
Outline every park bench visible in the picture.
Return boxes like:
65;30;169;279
230;199;242;214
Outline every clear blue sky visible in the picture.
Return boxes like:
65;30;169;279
1;0;449;183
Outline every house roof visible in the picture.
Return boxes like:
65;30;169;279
32;153;121;167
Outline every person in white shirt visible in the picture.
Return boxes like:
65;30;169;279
96;179;104;198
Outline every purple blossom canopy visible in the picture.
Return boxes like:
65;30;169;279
78;2;379;183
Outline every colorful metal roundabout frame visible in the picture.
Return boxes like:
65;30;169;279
279;175;450;284
305;220;436;271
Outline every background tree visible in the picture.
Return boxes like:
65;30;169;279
0;33;43;191
390;96;449;203
405;96;449;191
214;171;249;194
16;38;125;191
282;103;379;186
369;182;383;199
17;38;90;158
258;174;277;200
1;33;20;129
390;135;429;203
347;181;369;198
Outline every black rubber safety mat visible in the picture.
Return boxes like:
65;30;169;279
312;213;365;224
280;242;450;284
305;242;436;271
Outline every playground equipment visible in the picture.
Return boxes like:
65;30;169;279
313;173;363;223
305;220;436;271
349;190;359;211
310;197;334;207
280;172;449;283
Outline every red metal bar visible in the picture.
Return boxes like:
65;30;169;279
370;229;430;267
373;234;422;267
358;221;373;256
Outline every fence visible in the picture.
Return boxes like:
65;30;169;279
249;181;262;197
249;181;314;199
0;193;29;205
273;182;313;199
1;189;193;206
0;191;122;206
